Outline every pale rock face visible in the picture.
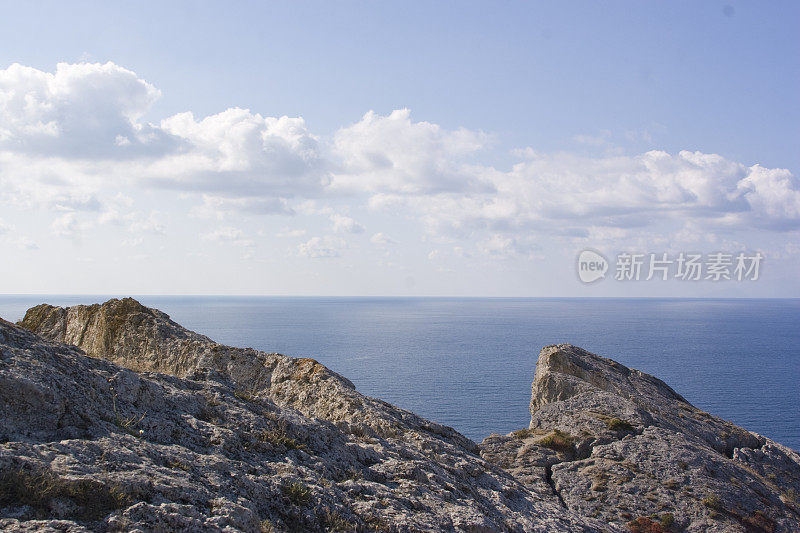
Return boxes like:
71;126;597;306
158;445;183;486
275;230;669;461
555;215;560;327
481;343;800;532
5;300;597;532
5;299;800;532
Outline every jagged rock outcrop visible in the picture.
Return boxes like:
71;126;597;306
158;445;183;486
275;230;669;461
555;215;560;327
8;299;800;532
480;344;800;532
20;298;474;449
4;300;599;532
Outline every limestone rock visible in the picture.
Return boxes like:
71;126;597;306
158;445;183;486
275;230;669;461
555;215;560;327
10;300;800;532
5;301;600;532
481;343;800;532
20;298;473;450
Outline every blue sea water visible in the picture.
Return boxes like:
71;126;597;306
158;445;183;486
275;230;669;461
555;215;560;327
1;296;798;450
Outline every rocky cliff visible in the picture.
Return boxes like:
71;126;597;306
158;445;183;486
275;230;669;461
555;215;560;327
480;344;800;532
1;298;797;532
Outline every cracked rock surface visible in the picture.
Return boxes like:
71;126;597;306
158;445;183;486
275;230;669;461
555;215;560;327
479;344;800;532
4;299;598;532
5;299;800;532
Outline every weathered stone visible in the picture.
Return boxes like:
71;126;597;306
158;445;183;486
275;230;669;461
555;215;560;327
7;301;800;532
4;301;600;532
481;343;800;532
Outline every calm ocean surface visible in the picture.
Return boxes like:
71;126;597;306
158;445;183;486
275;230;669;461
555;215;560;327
1;296;798;450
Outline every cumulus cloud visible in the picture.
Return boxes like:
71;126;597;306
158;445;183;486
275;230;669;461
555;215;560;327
12;235;39;250
153;108;326;198
736;165;800;230
370;232;394;247
0;63;325;215
201;226;255;248
277;228;307;238
330;109;491;194
297;236;344;258
0;62;168;158
202;226;243;241
330;213;364;234
371;149;800;249
51;212;82;238
128;212;166;235
0;61;798;261
190;194;295;219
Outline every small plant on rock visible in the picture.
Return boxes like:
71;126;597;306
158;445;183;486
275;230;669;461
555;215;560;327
110;386;146;438
702;494;723;511
605;417;635;432
282;481;312;506
511;428;536;439
627;516;669;533
257;429;305;450
535;429;575;453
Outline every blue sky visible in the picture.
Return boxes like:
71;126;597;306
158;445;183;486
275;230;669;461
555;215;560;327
0;1;798;296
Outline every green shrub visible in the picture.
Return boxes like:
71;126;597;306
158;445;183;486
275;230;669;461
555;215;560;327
110;389;146;437
0;465;131;520
234;390;254;402
605;417;635;432
322;509;355;531
536;429;575;453
511;428;535;439
702;494;723;511
282;481;312;506
257;429;305;450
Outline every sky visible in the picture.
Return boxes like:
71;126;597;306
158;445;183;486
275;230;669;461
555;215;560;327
0;1;798;296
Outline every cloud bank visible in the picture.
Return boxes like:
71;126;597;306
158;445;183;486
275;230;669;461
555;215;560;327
1;61;799;258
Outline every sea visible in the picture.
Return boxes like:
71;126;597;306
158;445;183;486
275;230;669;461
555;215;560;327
1;296;798;450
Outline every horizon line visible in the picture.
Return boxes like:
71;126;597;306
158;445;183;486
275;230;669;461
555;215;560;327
1;294;799;301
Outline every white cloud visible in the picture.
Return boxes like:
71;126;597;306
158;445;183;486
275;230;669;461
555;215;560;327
0;63;326;216
370;232;394;247
202;226;242;241
201;226;255;248
153;108;326;199
573;130;613;147
97;198;166;238
128;212;165;235
330;108;491;194
277;228;307;238
51;212;82;238
190;194;294;219
11;235;39;250
371;150;800;249
737;165;800;230
0;62;166;158
297;236;344;258
0;61;798;268
0;218;38;250
331;213;364;234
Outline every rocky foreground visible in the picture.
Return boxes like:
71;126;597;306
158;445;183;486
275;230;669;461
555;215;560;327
0;299;796;532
